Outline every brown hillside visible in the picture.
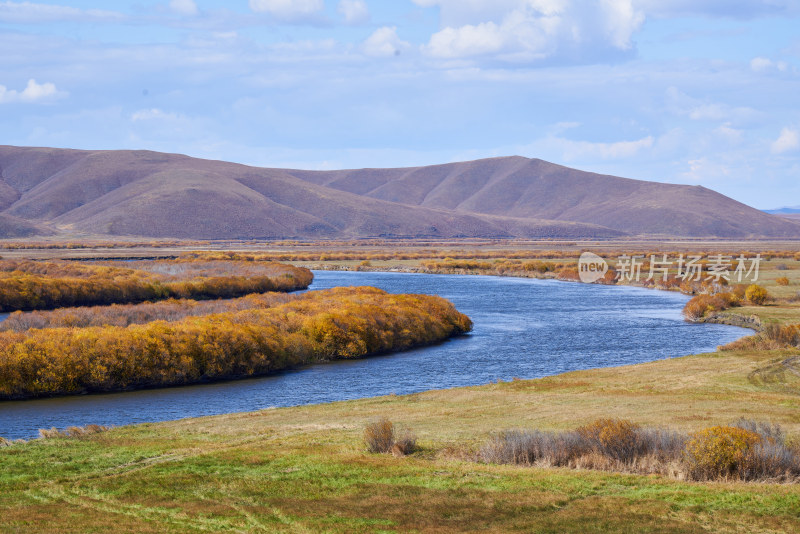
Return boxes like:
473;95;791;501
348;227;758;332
0;146;623;240
288;156;800;238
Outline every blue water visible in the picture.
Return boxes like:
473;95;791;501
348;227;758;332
0;271;749;440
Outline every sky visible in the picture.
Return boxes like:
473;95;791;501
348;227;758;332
1;0;799;209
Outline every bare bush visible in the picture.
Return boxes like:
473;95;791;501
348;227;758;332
392;429;418;457
636;427;687;461
364;418;395;453
478;430;593;467
742;441;800;481
733;418;785;443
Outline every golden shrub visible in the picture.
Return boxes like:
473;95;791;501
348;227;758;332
684;426;762;479
745;284;768;305
0;260;312;312
682;294;734;320
0;287;471;399
776;277;790;286
577;418;641;461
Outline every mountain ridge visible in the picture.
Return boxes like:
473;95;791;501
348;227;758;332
0;145;797;240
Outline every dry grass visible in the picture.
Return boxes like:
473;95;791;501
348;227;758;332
38;424;109;439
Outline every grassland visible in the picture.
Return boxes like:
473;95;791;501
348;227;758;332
1;239;799;532
2;344;800;533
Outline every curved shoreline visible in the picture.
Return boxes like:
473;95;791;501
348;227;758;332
696;312;763;331
0;270;751;440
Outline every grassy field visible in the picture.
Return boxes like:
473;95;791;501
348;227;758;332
2;345;800;533
1;240;799;533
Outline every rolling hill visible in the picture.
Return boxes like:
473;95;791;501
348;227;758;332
0;145;797;240
288;156;800;238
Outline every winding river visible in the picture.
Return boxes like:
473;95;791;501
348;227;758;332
0;271;749;440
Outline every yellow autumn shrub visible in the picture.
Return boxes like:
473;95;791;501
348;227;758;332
0;287;471;399
0;260;312;311
684;426;762;479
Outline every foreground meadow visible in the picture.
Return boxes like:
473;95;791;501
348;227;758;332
1;343;799;533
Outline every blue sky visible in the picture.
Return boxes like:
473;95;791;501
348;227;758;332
1;0;799;209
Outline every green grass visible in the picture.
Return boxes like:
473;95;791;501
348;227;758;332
2;346;800;533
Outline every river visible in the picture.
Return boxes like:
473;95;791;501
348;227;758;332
0;271;749;440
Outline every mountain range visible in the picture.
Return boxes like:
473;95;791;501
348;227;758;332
1;145;797;240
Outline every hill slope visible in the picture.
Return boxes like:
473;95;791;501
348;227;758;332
0;146;622;239
1;146;797;239
287;156;800;238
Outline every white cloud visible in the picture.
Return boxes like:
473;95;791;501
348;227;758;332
338;0;369;24
419;0;644;63
131;108;181;121
425;21;506;59
750;56;788;72
680;157;731;184
0;79;61;103
665;86;760;126
362;26;409;57
750;56;773;71
0;1;123;23
169;0;198;16
529;133;655;162
771;127;800;154
715;123;743;144
563;135;654;160
248;0;324;20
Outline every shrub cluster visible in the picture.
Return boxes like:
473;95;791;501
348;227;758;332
720;323;800;351
0;287;472;399
0;260;312;312
1;292;296;332
363;418;417;456
682;292;740;320
478;418;799;482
